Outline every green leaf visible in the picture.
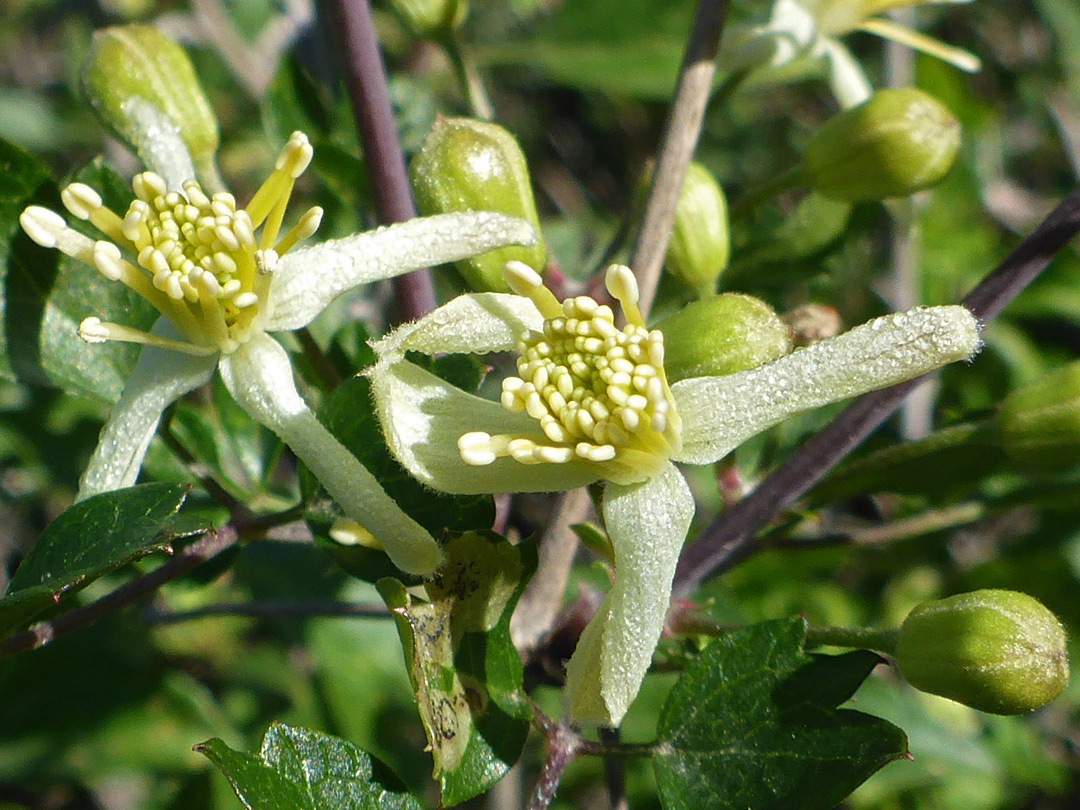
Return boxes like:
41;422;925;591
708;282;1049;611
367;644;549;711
377;532;533;806
477;0;696;97
654;618;908;810
171;375;280;501
0;483;195;635
0;145;156;401
197;721;423;810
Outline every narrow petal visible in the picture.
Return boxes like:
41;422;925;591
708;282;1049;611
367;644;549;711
372;292;542;360
265;212;537;331
369;358;600;494
219;334;443;575
672;305;981;465
821;39;873;108
563;461;695;726
78;322;218;501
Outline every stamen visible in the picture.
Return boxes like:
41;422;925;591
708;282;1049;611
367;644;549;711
274;206;323;255
20;206;67;248
78;317;217;356
605;264;645;327
504;260;563;319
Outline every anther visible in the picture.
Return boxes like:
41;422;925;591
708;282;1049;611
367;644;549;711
61;184;103;220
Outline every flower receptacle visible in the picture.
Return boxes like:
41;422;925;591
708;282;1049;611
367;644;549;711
801;87;960;201
998;361;1080;469
81;24;220;186
411;117;546;292
894;589;1069;714
657;294;792;382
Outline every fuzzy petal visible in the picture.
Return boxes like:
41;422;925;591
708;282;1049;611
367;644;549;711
672;305;981;465
373;292;542;360
219;334;443;575
266;212;537;331
77;329;218;501
369;357;600;495
563;461;695;726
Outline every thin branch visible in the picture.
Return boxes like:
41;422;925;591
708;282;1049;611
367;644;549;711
673;186;1080;597
629;0;731;315
510;487;593;652
143;599;389;625
527;708;583;810
0;527;239;659
321;0;438;321
599;727;629;810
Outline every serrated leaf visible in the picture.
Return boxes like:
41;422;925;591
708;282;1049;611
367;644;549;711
377;532;532;806
654;618;907;810
0;483;196;635
0;146;156;401
197;722;422;810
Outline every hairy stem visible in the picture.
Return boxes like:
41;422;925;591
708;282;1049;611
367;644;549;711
322;0;438;320
673;186;1080;597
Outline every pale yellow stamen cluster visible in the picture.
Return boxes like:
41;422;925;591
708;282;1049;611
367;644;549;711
458;262;682;484
21;131;322;356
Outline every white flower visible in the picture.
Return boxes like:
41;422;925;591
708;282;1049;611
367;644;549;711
368;260;981;725
19;131;536;576
725;0;981;107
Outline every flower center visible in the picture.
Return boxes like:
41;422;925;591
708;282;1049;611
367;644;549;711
458;262;682;485
21;131;321;356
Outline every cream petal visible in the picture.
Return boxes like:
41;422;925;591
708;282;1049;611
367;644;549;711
219;334;443;575
820;39;873;108
563;461;695;726
77;322;218;501
373;292;542;359
265;212;537;331
672;305;981;465
369;358;600;495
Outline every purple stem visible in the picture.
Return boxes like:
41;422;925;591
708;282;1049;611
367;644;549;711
673;186;1080;597
322;0;438;320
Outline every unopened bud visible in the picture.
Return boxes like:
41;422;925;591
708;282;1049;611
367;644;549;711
998;361;1080;469
895;589;1069;715
657;293;792;382
638;161;730;295
81;25;219;175
801;88;960;201
411;117;546;292
389;0;468;37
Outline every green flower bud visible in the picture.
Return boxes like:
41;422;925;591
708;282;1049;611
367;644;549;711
411;117;546;292
657;293;792;382
389;0;468;37
638;161;730;296
895;589;1069;715
801;88;960;201
81;25;219;182
998;361;1080;469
